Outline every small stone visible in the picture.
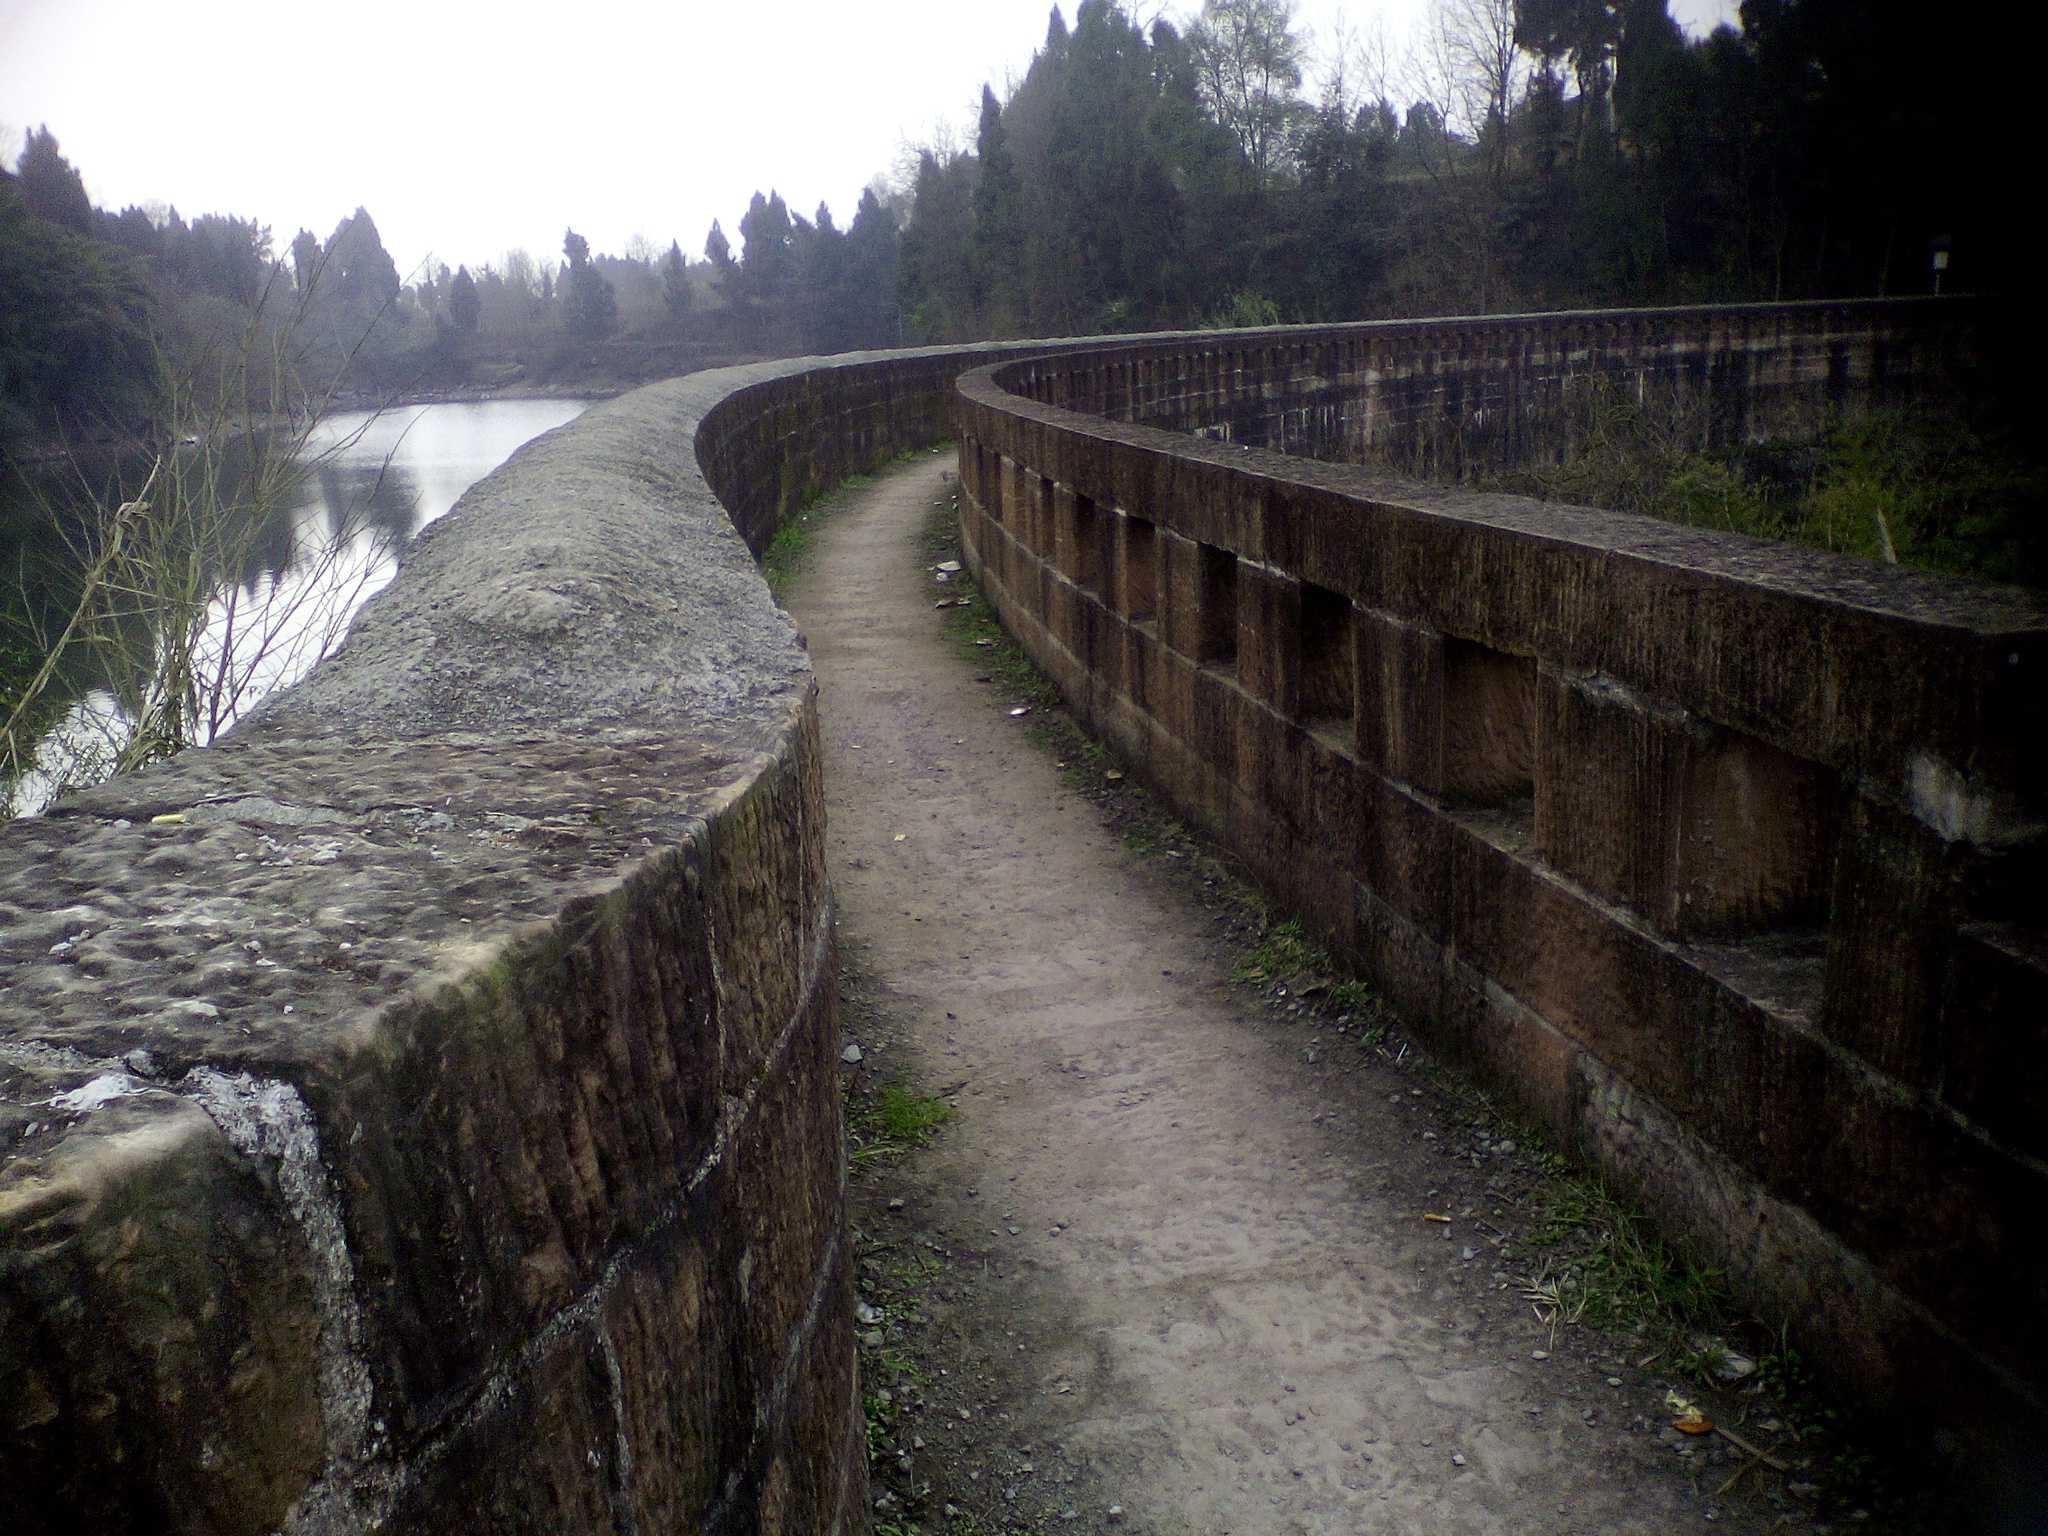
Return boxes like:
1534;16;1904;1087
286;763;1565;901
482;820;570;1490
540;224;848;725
1496;1141;1516;1155
1106;1507;1124;1524
841;1043;863;1064
888;1197;906;1211
856;1300;884;1325
1531;1349;1549;1360
1451;1452;1467;1467
1607;1376;1623;1387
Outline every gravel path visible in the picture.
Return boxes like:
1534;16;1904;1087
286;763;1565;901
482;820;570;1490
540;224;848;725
788;456;1778;1535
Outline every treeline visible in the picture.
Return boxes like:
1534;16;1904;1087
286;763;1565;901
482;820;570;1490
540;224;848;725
890;0;2016;338
2;0;2021;445
0;119;910;445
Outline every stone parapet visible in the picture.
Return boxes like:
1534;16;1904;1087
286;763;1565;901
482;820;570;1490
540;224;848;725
0;349;1024;1534
953;300;2048;1521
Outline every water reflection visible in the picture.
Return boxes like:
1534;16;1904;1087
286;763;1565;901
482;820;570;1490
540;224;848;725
3;397;589;816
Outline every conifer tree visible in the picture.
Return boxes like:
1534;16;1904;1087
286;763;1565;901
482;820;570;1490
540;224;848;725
662;240;692;320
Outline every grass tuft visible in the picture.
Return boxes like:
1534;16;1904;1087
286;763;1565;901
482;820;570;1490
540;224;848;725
850;1084;953;1165
1233;916;1376;1016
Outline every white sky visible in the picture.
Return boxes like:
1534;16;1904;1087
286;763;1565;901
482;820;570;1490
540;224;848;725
0;0;1737;282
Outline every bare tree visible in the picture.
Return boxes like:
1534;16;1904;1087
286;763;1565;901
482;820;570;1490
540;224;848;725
1187;0;1309;191
1433;0;1524;183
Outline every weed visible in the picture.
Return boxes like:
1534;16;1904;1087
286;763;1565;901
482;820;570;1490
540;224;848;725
1232;916;1375;1016
850;1084;953;1165
762;472;876;598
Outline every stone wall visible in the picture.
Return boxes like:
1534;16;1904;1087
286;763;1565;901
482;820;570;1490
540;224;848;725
0;351;1016;1535
999;297;1977;475
953;300;2048;1518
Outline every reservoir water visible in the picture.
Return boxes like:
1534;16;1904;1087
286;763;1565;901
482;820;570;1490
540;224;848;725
3;396;592;816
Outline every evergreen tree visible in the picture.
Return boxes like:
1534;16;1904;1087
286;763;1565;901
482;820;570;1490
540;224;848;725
289;228;321;298
0;176;154;438
561;228;618;340
15;127;93;235
971;86;1026;334
704;219;735;283
846;187;901;348
320;207;402;348
449;265;480;334
897;150;978;342
662;240;692;320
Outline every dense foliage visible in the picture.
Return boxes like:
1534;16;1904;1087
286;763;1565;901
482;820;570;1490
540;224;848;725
888;0;2018;337
0;0;2024;447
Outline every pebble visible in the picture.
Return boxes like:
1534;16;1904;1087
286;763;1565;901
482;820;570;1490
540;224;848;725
841;1043;863;1064
1106;1507;1124;1524
1451;1452;1467;1467
1531;1349;1549;1360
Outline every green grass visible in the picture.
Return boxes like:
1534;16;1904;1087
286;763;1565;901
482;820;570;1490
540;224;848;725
1482;389;2047;590
1521;1168;1723;1348
850;1084;954;1165
1232;916;1376;1017
762;472;876;597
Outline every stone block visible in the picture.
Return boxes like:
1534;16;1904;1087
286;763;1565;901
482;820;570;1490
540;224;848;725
382;1325;621;1536
0;1098;323;1536
1535;668;1836;938
1158;530;1206;659
1821;791;1964;1084
1356;609;1444;790
1941;923;2048;1160
1442;639;1534;805
1114;514;1159;623
1236;564;1301;715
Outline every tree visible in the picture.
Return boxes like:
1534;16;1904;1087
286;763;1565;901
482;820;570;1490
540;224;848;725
14;126;92;234
289;228;321;297
1187;0;1307;190
448;265;479;334
1430;0;1525;183
737;190;798;347
561;227;617;340
661;240;692;321
971;85;1026;333
896;149;978;342
304;206;404;359
0;175;154;439
704;219;735;283
1514;0;1620;154
846;186;901;348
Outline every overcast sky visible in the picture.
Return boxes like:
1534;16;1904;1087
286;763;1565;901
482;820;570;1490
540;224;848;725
1;0;1738;282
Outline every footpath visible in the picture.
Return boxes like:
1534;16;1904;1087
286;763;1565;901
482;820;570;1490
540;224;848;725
787;456;1814;1536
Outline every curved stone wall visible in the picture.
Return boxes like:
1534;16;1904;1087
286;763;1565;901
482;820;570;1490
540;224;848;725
0;352;1028;1535
953;300;2047;1512
998;297;1978;473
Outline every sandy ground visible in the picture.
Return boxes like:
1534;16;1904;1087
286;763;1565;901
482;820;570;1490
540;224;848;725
788;456;1795;1536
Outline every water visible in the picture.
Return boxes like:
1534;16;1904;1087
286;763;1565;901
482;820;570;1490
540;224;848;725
3;396;592;816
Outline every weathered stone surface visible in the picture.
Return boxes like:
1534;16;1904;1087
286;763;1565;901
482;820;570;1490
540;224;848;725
0;1088;323;1536
956;299;2048;1519
4;344;1096;1531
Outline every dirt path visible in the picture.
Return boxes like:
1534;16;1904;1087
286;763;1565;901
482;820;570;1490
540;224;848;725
789;457;1779;1535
